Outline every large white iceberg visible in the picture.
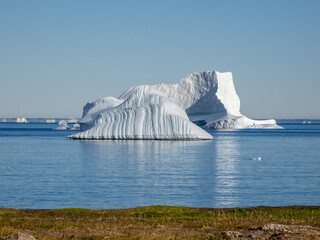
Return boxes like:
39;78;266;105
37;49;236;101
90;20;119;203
70;71;280;139
77;71;280;133
69;86;213;140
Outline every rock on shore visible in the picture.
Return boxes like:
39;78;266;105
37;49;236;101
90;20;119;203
0;233;36;240
222;223;320;239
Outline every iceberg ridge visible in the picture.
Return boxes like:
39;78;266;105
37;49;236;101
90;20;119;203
153;71;280;129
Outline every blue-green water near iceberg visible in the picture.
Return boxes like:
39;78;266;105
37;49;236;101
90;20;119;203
0;120;319;209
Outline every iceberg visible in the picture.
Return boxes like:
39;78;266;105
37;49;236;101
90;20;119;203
70;123;80;130
67;119;78;123
69;86;213;140
78;71;280;132
54;120;69;130
46;119;56;123
16;117;28;123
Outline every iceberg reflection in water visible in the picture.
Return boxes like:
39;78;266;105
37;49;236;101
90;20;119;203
214;136;240;207
77;138;241;208
79;140;217;208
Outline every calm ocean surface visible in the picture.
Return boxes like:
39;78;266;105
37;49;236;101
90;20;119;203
0;120;319;209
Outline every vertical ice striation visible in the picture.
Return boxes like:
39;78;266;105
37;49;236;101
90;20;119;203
80;97;122;130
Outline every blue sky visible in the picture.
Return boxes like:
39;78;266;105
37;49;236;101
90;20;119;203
1;0;319;118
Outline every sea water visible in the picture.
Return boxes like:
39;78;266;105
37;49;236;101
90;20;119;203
0;120;319;209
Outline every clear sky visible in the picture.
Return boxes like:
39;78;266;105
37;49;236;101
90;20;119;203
1;0;319;119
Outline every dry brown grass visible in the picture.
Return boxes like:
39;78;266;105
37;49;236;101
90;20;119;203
0;206;319;239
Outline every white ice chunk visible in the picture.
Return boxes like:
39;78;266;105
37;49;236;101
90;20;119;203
70;123;80;130
55;120;69;130
16;117;28;123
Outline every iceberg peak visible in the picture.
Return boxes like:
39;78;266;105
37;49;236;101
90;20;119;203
154;71;241;117
153;71;280;129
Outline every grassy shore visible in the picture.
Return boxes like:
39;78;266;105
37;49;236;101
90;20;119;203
0;206;319;239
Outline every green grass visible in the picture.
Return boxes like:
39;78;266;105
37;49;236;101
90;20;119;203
0;206;319;239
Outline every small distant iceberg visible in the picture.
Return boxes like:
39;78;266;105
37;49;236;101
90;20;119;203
54;120;69;130
46;119;56;123
70;123;80;130
67;119;78;123
16;117;28;123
